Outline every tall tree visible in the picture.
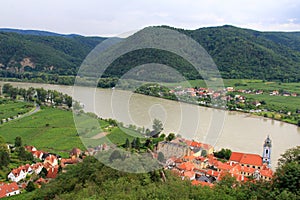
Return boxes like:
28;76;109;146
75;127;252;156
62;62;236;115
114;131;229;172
152;119;163;135
0;150;10;167
15;136;22;147
125;138;130;149
136;138;141;151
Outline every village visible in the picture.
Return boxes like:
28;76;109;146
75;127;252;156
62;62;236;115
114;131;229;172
0;133;274;198
170;86;299;112
157;136;273;187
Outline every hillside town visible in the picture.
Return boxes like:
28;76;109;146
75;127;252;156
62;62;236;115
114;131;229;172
0;145;84;198
157;136;273;187
0;134;274;198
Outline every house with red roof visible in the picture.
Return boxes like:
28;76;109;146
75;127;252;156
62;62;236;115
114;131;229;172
183;171;196;180
60;157;79;168
43;154;59;178
7;164;32;183
0;182;20;198
31;162;44;175
229;152;263;169
177;162;195;171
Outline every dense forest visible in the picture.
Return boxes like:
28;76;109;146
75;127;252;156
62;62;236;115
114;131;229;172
1;25;300;83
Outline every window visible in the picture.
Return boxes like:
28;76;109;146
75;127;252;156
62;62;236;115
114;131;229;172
266;149;268;154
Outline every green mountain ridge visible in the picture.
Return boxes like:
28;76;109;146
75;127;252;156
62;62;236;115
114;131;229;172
0;31;105;76
1;25;300;82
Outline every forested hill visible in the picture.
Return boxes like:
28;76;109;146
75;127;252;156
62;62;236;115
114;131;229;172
0;30;105;76
182;25;300;82
1;26;300;82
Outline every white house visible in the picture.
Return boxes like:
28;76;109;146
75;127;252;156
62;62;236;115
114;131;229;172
7;164;32;182
7;169;26;183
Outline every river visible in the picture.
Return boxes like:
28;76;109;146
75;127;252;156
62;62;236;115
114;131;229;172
1;81;299;168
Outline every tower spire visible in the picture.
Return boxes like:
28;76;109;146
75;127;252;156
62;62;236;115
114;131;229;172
262;135;272;167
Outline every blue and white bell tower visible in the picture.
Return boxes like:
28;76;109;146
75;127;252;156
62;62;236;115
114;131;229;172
262;135;272;167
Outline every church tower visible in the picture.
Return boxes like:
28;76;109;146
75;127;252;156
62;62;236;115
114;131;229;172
262;135;272;167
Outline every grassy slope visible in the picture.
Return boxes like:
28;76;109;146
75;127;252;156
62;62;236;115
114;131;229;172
0;100;34;120
0;107;142;157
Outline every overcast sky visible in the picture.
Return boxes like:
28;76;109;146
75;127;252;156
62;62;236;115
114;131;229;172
1;0;300;36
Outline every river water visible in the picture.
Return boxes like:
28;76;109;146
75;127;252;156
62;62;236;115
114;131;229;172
1;81;299;168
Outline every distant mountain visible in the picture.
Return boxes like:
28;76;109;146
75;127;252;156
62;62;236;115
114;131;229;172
0;26;300;82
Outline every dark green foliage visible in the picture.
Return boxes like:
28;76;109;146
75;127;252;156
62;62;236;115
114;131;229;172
152;118;163;136
14;136;22;147
124;138;130;149
273;162;300;195
0;31;105;76
136;137;141;151
214;148;232;160
135;83;178;100
0;150;10;168
273;146;300;196
26;181;36;192
166;133;176;141
109;150;122;162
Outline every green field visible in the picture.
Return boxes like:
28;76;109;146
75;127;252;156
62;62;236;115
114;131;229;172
164;79;300;93
0;99;34;121
0;106;142;157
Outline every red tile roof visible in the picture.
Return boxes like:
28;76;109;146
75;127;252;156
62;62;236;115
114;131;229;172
0;182;19;198
230;152;263;166
206;169;219;177
46;166;59;179
192;180;214;187
183;171;195;179
177;162;195;171
260;168;273;178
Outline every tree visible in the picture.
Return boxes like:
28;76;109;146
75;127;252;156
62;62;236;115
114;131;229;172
26;181;36;192
277;146;300;167
125;138;130;149
65;95;72;108
214;148;232;160
273;146;300;195
152;119;163;135
136;138;141;151
166;133;175;141
36;88;47;103
159;133;166;139
2;83;12;94
297;120;300;127
131;138;137;149
0;150;10;168
15;136;22;147
17;146;27;161
109;150;122;162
